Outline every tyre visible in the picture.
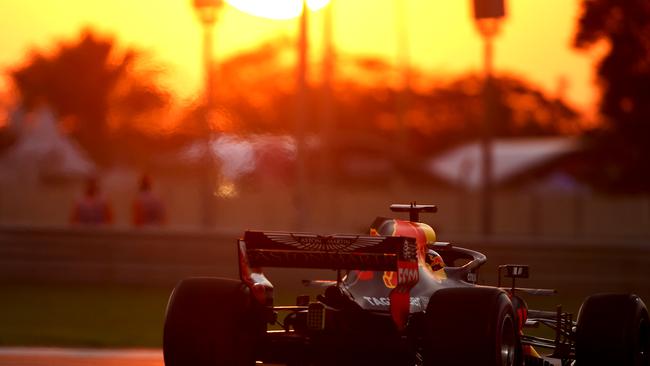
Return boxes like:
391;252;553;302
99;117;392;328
163;277;260;366
576;293;649;366
423;287;517;366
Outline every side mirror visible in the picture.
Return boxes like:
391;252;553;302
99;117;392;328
503;264;529;279
498;264;530;291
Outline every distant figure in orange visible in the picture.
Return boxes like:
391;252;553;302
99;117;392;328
70;177;113;225
132;174;166;227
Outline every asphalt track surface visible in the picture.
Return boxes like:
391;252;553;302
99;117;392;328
0;348;163;366
0;347;561;366
0;348;288;366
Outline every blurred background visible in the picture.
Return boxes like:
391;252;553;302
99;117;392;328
0;0;649;351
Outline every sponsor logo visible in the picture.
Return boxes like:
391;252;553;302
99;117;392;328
396;260;419;287
266;233;385;252
466;272;477;283
384;262;419;289
383;271;397;289
398;266;418;284
400;240;418;261
363;296;422;308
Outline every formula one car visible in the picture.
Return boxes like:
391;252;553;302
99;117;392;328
163;203;649;366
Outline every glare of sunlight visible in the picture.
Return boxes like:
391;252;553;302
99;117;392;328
225;0;330;20
306;0;330;12
215;180;238;198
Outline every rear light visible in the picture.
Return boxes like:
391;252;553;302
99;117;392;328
307;302;326;331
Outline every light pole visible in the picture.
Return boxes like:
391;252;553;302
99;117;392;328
394;0;410;187
192;0;224;228
295;0;309;230
472;0;505;237
320;0;335;227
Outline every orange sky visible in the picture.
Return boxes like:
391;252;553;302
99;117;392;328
0;0;603;116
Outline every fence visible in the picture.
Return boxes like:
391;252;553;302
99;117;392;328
0;225;239;286
2;225;649;309
1;174;649;242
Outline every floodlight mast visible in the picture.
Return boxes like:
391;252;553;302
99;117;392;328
294;0;309;230
472;0;506;237
192;0;224;228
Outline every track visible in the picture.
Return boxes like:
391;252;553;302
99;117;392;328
0;348;285;366
0;348;162;366
0;347;561;366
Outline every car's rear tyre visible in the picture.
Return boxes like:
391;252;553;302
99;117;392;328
576;293;649;366
163;277;260;366
423;287;518;366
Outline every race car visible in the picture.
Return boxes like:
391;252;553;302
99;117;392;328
162;203;649;366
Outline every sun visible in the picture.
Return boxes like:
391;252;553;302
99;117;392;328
225;0;330;20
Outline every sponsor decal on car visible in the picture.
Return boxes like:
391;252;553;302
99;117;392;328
466;272;477;283
266;233;385;252
363;296;422;308
383;271;397;289
398;264;419;284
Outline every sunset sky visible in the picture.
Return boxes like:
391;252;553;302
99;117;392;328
0;0;603;116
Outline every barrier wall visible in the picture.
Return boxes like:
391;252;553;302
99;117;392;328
1;175;649;242
2;226;649;306
0;226;240;286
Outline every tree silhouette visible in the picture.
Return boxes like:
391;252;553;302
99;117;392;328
204;39;580;150
11;29;168;165
172;39;581;186
575;0;650;191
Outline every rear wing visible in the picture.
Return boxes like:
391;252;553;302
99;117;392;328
239;231;417;270
238;230;420;331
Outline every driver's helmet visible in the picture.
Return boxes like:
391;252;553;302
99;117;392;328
371;218;444;268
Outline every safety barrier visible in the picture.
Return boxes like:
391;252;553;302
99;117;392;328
1;225;649;304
